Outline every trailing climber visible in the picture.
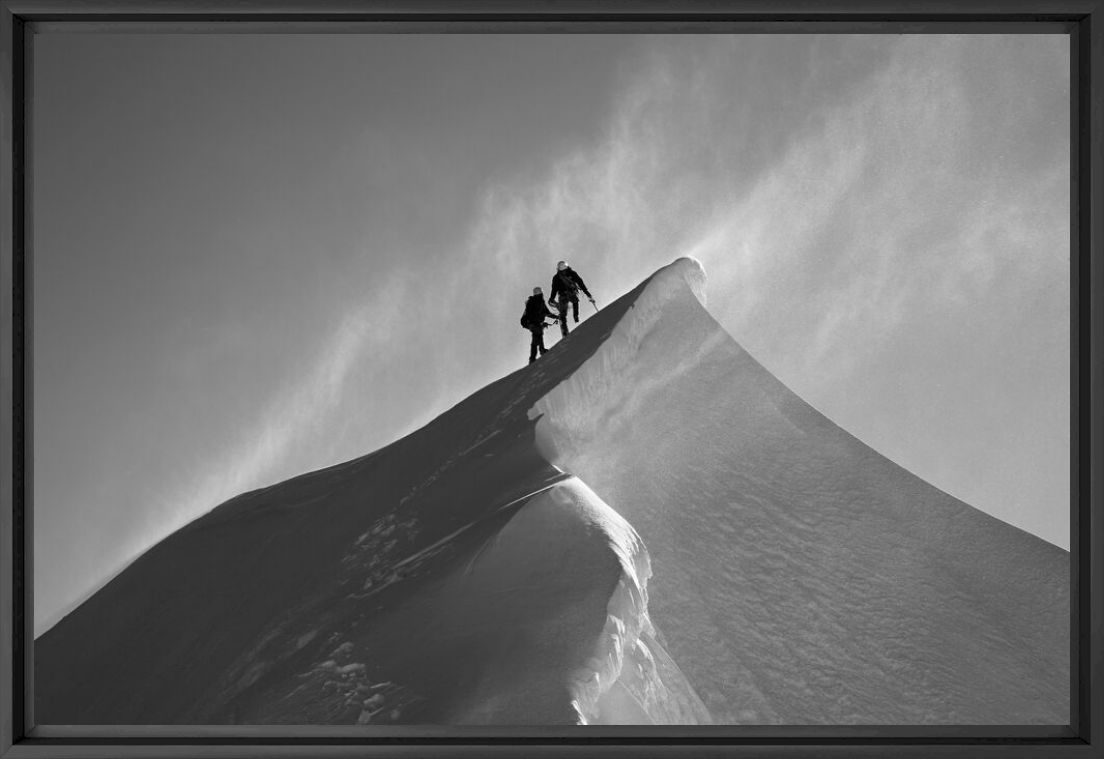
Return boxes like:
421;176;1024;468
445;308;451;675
548;260;595;338
520;286;558;364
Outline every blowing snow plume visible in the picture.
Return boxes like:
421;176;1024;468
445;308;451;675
36;259;1067;725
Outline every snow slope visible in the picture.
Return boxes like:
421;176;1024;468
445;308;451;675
532;258;1069;724
36;259;1067;725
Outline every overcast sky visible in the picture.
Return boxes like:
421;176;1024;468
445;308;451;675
33;33;1070;635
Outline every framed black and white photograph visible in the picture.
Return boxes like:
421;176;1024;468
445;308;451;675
1;2;1100;758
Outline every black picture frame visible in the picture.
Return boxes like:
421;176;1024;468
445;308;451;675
1;2;1100;757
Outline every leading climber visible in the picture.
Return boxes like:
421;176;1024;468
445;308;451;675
520;286;558;365
548;260;595;338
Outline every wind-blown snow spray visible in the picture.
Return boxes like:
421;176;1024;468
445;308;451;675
529;256;709;467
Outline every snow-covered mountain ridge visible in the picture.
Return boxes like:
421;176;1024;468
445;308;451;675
36;259;1067;725
534;258;1067;724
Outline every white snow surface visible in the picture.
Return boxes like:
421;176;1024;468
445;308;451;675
532;258;1068;724
436;477;707;725
36;257;1067;725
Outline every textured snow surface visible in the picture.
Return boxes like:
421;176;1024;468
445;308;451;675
532;258;1069;724
36;257;1067;725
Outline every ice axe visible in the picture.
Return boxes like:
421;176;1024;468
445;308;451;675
589;297;598;312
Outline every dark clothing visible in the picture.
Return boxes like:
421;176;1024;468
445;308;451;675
523;294;556;363
550;296;580;337
528;327;548;363
523;294;556;327
549;267;590;338
549;267;590;304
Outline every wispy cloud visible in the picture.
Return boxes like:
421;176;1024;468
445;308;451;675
463;34;1069;544
149;275;411;538
466;34;1067;382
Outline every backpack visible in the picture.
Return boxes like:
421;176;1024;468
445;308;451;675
520;313;530;329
